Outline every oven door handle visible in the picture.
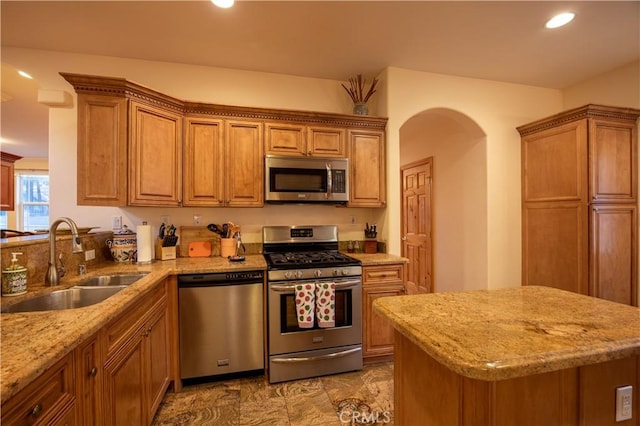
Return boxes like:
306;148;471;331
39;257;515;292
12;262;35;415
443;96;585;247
270;279;361;293
271;347;361;363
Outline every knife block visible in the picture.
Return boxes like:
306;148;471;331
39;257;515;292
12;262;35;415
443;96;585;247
155;238;177;260
364;239;378;254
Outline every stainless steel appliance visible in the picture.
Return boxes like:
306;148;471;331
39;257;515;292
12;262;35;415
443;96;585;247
263;225;362;383
178;271;264;381
265;155;349;203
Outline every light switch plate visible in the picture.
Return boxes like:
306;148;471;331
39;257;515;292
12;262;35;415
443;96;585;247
84;249;95;261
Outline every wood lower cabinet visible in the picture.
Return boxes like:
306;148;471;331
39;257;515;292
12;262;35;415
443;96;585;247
518;105;639;305
1;151;22;211
265;122;346;157
348;129;386;207
102;280;170;425
362;264;405;363
1;352;76;425
128;101;183;206
76;335;102;425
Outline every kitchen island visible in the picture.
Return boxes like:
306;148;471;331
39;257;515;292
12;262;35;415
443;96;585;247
373;286;640;426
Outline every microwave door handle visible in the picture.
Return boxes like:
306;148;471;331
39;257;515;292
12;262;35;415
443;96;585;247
326;163;332;199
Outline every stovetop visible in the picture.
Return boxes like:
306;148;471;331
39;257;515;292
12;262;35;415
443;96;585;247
265;250;360;269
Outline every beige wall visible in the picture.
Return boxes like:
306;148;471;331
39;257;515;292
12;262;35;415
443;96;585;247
563;61;640;110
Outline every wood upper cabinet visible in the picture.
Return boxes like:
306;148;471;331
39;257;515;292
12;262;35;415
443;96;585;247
129;101;183;206
348;129;386;207
1;151;21;211
265;122;346;157
183;117;224;206
518;104;639;305
362;263;405;363
184;117;263;207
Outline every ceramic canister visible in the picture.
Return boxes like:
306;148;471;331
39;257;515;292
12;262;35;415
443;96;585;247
106;225;137;262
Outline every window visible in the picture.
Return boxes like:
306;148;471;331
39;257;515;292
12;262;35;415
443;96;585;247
0;211;6;229
17;173;49;231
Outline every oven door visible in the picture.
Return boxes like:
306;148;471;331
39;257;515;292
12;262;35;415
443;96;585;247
268;277;362;355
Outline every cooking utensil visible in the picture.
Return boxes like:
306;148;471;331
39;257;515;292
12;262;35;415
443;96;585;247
207;223;225;237
222;223;229;238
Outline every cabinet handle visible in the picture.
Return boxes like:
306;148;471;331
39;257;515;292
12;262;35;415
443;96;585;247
30;403;43;418
89;367;97;377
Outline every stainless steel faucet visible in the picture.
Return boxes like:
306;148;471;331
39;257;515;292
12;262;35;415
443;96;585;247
46;217;84;286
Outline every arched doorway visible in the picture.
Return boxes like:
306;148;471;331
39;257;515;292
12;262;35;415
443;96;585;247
400;108;487;293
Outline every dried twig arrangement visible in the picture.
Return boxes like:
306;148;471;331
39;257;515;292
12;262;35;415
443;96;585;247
341;74;378;103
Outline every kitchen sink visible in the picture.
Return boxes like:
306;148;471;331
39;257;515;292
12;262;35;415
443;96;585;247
75;273;148;287
1;286;127;313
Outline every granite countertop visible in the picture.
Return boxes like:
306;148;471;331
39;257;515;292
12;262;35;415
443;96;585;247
347;252;407;265
0;255;267;402
373;286;640;381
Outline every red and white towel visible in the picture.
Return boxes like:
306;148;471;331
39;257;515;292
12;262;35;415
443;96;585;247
315;282;336;328
295;283;315;328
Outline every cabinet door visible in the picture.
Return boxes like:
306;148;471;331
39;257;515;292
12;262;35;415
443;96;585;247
76;94;128;206
363;283;404;361
590;205;637;305
522;202;589;295
307;127;346;157
265;122;306;156
76;335;101;426
0;157;16;210
183;118;224;206
146;305;170;419
225;120;264;206
348;129;386;207
129;101;183;206
589;118;637;203
103;334;145;426
521;120;588;203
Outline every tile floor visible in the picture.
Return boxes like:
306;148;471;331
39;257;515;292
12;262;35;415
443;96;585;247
152;362;394;425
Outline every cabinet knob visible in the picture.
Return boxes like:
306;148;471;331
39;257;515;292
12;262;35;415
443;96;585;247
89;367;97;377
30;403;43;418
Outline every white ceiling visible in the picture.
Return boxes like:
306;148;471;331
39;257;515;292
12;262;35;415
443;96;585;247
1;0;639;159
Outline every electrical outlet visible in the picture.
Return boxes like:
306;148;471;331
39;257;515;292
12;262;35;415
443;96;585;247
616;385;633;422
111;216;122;229
160;215;170;225
350;215;356;225
193;215;202;225
84;249;96;261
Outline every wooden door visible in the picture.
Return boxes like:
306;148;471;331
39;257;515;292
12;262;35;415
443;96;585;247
348;129;386;207
225;120;264;207
103;335;145;426
146;305;170;419
76;95;128;206
183;117;224;206
401;158;433;294
590;205;637;305
129;101;183;206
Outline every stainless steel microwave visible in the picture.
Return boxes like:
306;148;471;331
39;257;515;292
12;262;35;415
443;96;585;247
265;155;349;203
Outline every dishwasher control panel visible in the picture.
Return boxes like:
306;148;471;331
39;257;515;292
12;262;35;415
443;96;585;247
178;270;264;285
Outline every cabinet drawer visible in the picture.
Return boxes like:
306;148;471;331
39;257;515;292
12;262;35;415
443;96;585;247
103;282;166;359
362;264;404;285
2;353;75;425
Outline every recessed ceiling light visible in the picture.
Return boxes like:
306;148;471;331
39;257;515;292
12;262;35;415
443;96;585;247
212;0;234;8
546;12;575;29
17;70;33;79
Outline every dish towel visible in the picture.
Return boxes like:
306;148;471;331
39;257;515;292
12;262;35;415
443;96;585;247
295;283;315;328
315;282;336;328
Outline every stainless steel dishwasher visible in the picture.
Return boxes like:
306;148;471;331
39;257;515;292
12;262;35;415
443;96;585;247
178;270;264;381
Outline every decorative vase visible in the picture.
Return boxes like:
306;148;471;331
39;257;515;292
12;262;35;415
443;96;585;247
353;102;369;115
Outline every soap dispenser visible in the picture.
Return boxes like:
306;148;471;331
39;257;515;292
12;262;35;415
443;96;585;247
2;252;28;296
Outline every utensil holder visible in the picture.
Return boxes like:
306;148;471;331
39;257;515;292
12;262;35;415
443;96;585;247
220;238;237;258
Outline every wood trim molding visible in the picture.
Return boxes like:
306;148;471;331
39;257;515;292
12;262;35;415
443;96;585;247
1;152;23;162
517;104;640;136
60;72;388;130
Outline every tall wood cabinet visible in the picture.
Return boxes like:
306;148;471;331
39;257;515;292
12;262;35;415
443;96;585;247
517;104;639;306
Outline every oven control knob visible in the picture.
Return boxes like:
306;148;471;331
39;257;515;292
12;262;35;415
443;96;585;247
332;269;339;277
296;270;304;279
341;269;349;276
314;269;322;278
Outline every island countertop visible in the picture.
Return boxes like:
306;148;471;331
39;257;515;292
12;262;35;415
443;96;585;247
373;285;640;381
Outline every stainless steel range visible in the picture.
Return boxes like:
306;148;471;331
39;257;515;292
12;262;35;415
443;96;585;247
263;225;363;383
